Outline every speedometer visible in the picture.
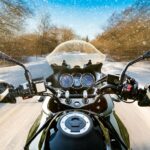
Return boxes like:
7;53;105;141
81;73;95;87
59;74;73;88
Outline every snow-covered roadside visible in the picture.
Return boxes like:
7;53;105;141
102;61;150;86
0;60;52;87
0;58;149;87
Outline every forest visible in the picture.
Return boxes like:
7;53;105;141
92;0;150;60
0;0;149;61
0;0;77;60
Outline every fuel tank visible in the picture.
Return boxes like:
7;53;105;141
44;112;106;150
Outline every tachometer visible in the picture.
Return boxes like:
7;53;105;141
81;73;95;87
59;74;73;88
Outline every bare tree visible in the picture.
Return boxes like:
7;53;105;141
36;12;77;55
36;12;52;55
59;27;76;42
0;0;31;36
0;0;32;58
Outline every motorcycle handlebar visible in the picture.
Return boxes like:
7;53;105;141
97;84;119;94
10;88;33;99
45;85;57;95
7;77;148;105
98;83;150;106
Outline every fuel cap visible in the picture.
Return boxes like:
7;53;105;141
59;112;93;136
65;116;86;132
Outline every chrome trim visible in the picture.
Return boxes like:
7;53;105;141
0;88;9;101
42;96;51;115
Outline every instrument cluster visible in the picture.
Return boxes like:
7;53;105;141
59;73;95;89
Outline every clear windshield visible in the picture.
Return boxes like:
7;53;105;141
46;40;106;67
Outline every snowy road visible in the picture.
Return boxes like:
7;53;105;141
0;59;150;150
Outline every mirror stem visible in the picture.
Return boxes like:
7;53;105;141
0;52;33;93
119;56;144;84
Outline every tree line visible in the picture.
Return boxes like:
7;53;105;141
92;0;150;60
0;0;149;62
0;0;77;61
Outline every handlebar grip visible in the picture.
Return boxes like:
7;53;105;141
10;88;32;98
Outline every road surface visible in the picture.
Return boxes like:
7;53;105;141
0;59;150;150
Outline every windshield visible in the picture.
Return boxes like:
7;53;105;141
46;40;105;67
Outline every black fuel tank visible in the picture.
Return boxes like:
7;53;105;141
45;112;106;150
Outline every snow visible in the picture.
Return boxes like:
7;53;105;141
0;60;52;87
0;58;149;88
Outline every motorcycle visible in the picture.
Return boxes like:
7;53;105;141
0;40;150;150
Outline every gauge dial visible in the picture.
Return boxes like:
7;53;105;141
73;73;82;88
59;74;73;88
81;73;95;87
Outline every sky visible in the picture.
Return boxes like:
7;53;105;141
25;0;136;39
